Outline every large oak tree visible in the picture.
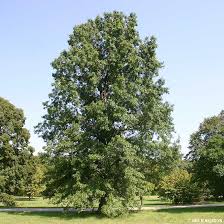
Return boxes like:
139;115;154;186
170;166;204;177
36;11;177;216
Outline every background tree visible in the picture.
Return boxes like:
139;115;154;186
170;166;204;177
141;140;181;187
23;156;46;200
158;168;204;204
36;11;176;217
0;97;34;196
187;111;224;198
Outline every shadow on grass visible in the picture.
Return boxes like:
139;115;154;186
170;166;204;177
143;199;170;206
5;211;106;220
144;202;170;206
15;197;36;201
5;210;141;220
157;206;224;214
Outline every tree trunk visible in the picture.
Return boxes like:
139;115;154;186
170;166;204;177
98;195;107;213
139;195;143;210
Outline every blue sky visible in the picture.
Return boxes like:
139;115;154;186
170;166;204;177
1;0;224;154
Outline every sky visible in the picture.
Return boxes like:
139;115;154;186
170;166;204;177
1;0;224;154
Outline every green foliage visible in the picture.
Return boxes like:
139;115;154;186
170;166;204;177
24;157;46;199
0;175;5;192
36;11;175;217
187;111;224;198
141;140;182;187
0;97;35;196
158;169;204;204
0;193;16;207
101;194;128;217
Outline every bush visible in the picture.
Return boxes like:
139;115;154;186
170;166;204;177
158;169;204;204
0;193;16;207
101;194;128;217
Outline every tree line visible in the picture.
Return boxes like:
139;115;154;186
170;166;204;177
0;11;223;217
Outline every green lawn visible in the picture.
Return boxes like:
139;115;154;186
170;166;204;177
1;207;224;224
1;195;224;224
15;197;56;208
143;195;170;207
0;197;56;208
1;195;223;208
0;195;170;208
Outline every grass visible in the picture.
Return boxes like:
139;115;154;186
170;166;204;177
15;197;56;208
1;195;224;223
0;195;170;208
143;195;170;207
143;195;224;207
1;207;224;224
0;196;224;224
0;197;56;208
1;195;222;208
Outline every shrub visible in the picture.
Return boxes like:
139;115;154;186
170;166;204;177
0;193;16;207
101;194;128;217
158;169;204;204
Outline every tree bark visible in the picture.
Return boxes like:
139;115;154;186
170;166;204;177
98;195;107;213
139;195;143;210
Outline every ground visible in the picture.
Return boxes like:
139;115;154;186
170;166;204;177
1;195;222;208
0;195;170;208
1;196;224;224
1;207;224;224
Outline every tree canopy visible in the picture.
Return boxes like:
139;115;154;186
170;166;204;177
36;11;177;216
187;111;224;198
0;97;34;195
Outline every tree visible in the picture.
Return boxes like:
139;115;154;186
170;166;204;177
24;156;46;200
141;140;181;187
187;111;224;198
36;11;175;217
0;97;34;196
158;168;204;204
